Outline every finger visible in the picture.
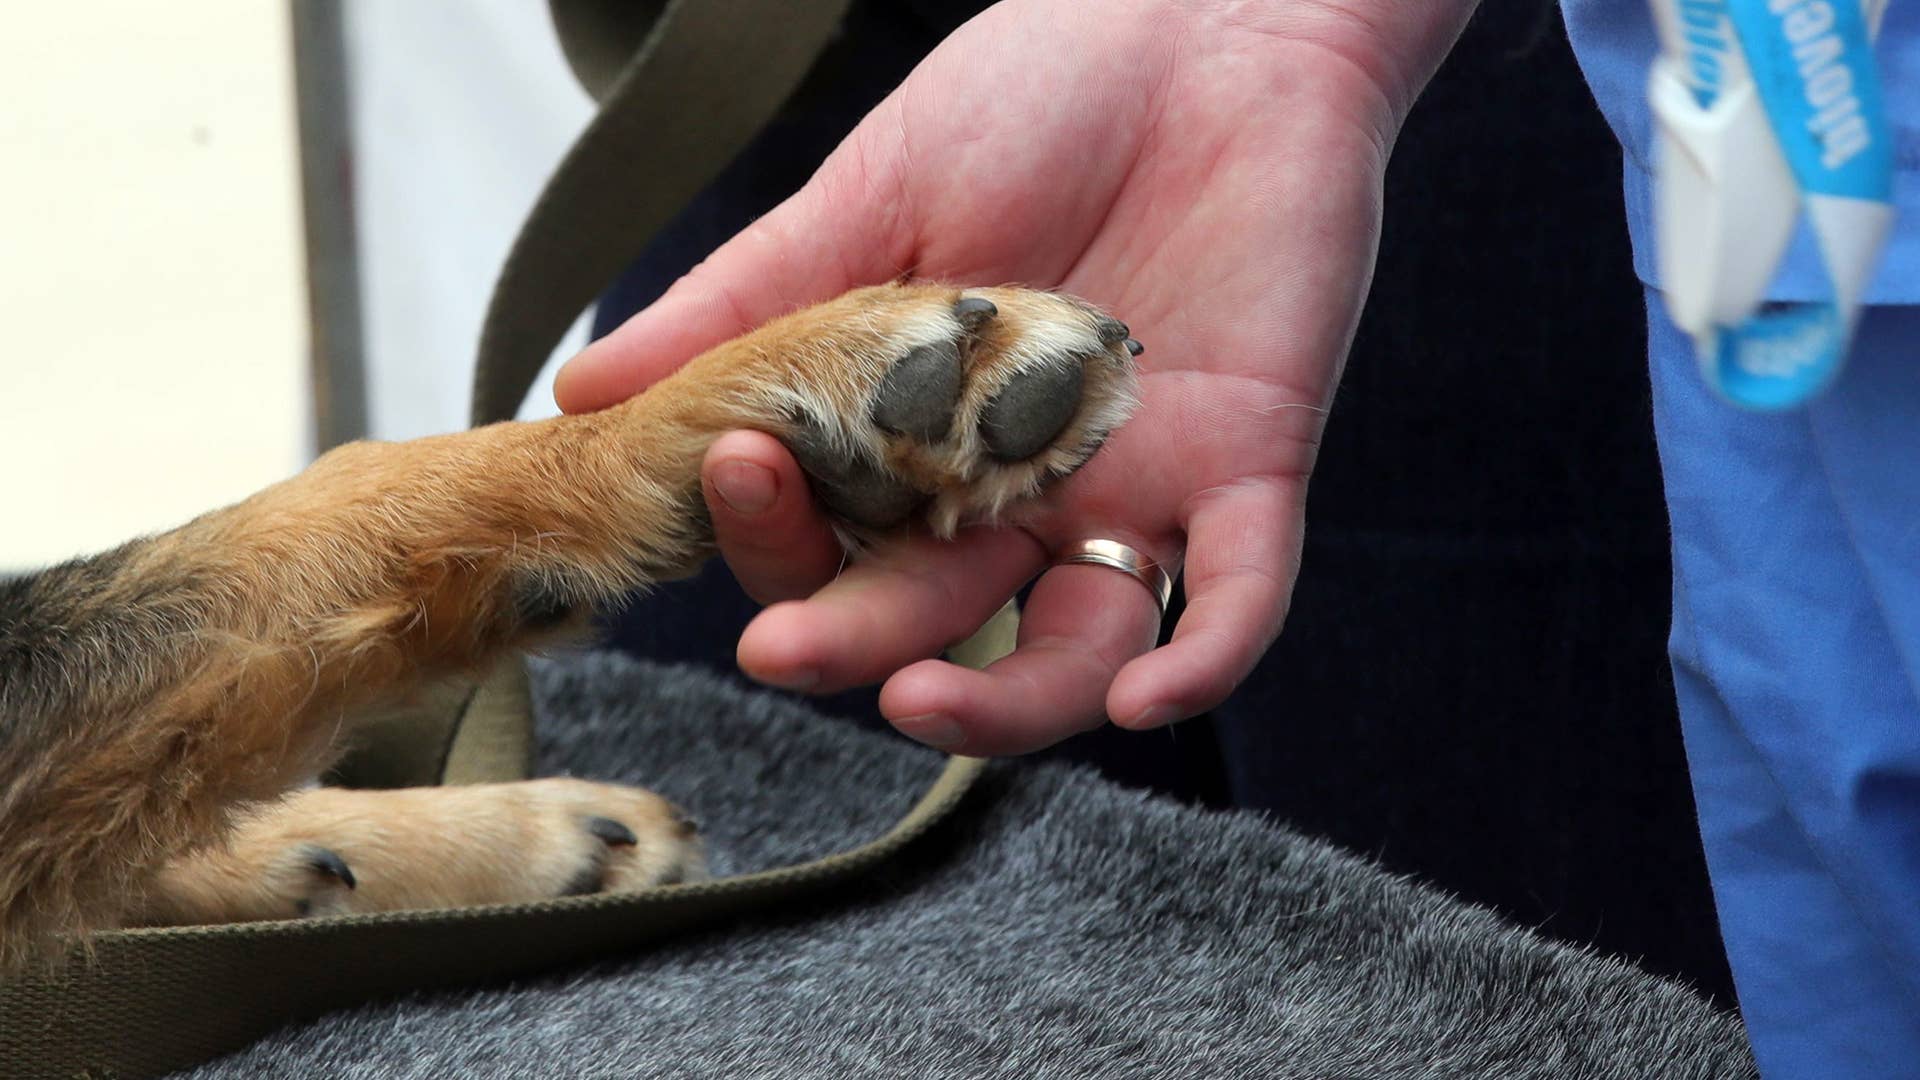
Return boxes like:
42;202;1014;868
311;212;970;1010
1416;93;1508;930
700;431;844;605
554;134;905;414
735;526;1045;693
1107;478;1302;729
878;540;1173;756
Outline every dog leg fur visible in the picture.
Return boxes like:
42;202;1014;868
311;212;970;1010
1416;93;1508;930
0;283;1137;965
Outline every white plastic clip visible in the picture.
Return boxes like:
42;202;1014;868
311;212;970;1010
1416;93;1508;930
1648;0;1894;409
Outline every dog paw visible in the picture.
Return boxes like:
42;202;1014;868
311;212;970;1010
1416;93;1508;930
762;284;1141;540
137;779;706;925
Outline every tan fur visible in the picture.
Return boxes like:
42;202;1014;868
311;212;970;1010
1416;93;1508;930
137;780;704;925
0;282;1136;969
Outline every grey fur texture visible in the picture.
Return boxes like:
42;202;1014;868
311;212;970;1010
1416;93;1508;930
184;653;1753;1079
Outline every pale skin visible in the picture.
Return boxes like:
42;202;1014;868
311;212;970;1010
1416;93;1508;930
556;0;1483;755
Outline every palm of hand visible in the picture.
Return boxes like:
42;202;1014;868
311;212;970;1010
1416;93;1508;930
560;1;1399;752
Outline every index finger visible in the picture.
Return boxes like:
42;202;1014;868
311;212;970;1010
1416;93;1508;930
552;141;900;413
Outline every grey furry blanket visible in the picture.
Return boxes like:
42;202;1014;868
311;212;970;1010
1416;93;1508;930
186;652;1753;1079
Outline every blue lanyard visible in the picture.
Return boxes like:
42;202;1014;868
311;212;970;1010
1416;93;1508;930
1649;0;1896;409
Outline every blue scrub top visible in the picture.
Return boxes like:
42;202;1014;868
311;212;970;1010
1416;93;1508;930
1562;4;1920;1075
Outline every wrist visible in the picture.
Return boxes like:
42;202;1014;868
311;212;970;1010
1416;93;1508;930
1354;0;1484;123
1179;0;1482;130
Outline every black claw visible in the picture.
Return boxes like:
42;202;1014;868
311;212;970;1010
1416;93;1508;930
585;816;637;847
872;341;962;441
1095;317;1130;346
980;362;1085;462
305;847;356;891
1124;338;1144;357
953;296;998;330
670;806;700;837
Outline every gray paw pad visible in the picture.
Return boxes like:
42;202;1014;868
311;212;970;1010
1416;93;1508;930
787;420;925;530
979;362;1084;462
871;341;962;441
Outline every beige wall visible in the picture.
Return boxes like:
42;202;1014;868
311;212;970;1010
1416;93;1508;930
0;4;309;572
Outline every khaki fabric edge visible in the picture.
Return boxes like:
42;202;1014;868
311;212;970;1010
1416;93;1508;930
324;660;534;791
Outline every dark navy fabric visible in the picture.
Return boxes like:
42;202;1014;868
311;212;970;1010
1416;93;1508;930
596;0;1732;1008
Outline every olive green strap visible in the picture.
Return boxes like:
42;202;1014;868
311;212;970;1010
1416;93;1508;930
325;662;534;790
472;0;854;425
340;0;855;792
338;0;858;792
0;754;987;1079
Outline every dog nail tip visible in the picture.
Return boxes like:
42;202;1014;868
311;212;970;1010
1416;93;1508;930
671;807;700;836
307;848;356;890
953;296;998;329
1124;338;1144;356
586;816;638;847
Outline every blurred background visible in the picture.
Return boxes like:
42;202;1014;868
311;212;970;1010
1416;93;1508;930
0;1;588;573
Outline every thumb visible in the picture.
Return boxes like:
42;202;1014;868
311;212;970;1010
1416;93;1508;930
553;133;908;414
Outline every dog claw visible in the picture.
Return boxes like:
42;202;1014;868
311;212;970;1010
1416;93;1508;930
305;847;356;891
669;805;699;838
787;418;926;529
1095;317;1130;346
585;816;637;847
1124;338;1144;357
953;296;998;330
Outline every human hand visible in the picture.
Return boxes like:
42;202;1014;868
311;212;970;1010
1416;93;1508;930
555;0;1475;754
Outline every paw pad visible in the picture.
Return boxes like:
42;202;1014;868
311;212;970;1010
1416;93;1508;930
774;284;1139;539
980;361;1085;462
871;341;962;441
787;419;925;530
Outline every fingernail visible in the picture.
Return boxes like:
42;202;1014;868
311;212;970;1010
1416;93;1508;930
896;713;965;750
713;460;778;515
1126;706;1176;730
